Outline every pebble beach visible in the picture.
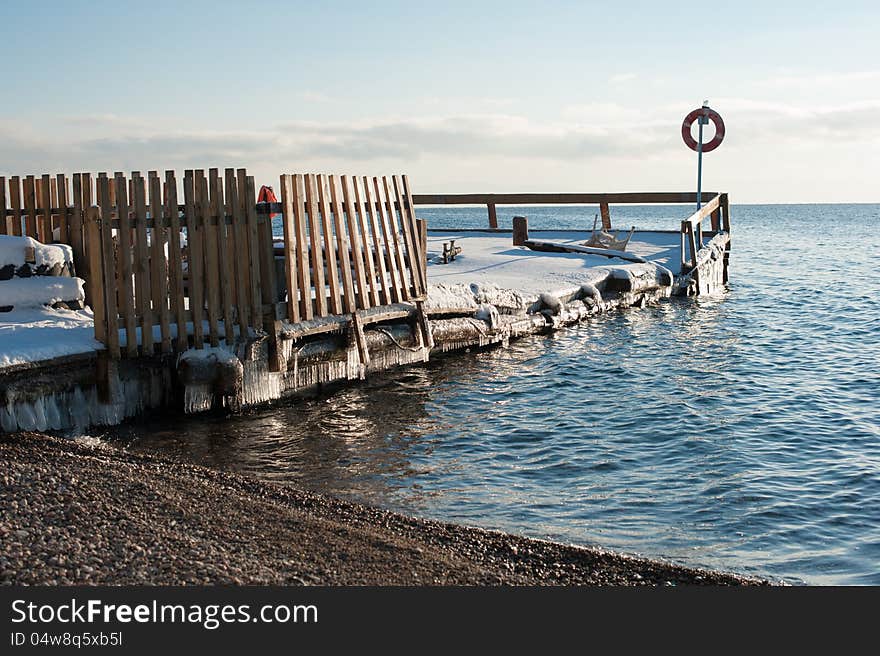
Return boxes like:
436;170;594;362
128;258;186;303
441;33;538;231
0;432;766;586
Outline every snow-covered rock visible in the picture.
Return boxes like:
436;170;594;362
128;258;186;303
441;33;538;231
0;277;84;309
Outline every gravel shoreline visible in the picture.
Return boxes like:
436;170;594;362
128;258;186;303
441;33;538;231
1;432;767;586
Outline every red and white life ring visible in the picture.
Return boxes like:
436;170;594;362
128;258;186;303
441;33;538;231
681;107;725;152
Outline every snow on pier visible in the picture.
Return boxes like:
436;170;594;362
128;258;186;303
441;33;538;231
424;230;682;315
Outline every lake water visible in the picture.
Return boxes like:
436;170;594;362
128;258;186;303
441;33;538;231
106;203;880;585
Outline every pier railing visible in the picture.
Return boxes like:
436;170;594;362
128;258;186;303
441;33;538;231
410;191;722;230
679;193;730;279
410;189;730;278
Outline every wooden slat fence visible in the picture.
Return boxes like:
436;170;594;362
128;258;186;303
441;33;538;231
2;173;89;288
277;173;428;323
3;168;430;364
79;168;272;359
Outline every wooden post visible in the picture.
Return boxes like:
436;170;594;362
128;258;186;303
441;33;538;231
0;176;6;235
512;215;529;246
680;220;688;272
720;193;731;284
687;222;698;270
132;174;154;355
599;202;611;230
350;311;371;370
83;205;107;347
487;202;498;229
251;174;284;372
96;175;120;358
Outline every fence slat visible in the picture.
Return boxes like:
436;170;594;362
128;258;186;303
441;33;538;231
372;177;402;304
83;206;108;353
328;175;357;313
196;170;220;347
79;173;93;301
211;169;235;345
380;176;409;302
250;174;282;371
361;176;391;305
352;177;380;307
55;175;65;243
39;174;52;243
0;177;6;235
165;171;187;351
149;172;171;353
96;174;120;358
239;169;263;330
341;175;370;310
223;175;237;311
392;175;421;297
291;174;312;320
315;174;342;315
9;177;22;236
226;169;250;337
279;175;301;323
66;173;85;278
23;176;37;239
115;174;138;356
400;175;427;296
304;174;327;317
71;175;86;304
132;173;154;354
183;171;204;349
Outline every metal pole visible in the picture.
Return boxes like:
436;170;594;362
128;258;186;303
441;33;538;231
696;118;704;211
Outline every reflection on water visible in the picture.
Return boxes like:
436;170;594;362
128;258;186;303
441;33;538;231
104;204;880;585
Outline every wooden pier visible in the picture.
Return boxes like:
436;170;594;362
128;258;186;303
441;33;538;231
1;169;732;432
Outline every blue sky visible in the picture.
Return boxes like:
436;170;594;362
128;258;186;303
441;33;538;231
2;1;878;202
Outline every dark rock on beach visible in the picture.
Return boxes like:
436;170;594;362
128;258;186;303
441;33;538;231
0;432;768;586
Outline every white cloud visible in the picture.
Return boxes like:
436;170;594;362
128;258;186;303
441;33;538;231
300;90;332;103
758;70;880;89
3;100;879;201
609;73;637;83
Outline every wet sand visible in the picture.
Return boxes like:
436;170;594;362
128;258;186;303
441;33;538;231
0;432;767;586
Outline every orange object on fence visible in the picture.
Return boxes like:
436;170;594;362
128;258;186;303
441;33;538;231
258;185;279;219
